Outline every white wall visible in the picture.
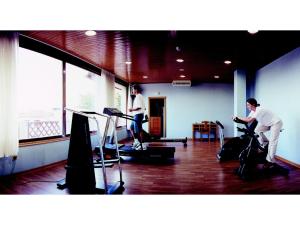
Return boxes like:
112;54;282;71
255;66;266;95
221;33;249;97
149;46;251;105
141;83;234;138
0;141;69;176
254;47;300;164
234;69;247;137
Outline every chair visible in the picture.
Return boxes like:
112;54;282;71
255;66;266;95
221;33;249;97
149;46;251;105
209;122;217;141
199;121;210;141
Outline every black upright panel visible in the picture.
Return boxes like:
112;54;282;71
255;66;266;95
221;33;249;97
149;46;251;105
65;113;96;194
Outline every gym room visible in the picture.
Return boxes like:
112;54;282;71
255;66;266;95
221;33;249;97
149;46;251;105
2;30;300;194
1;2;300;223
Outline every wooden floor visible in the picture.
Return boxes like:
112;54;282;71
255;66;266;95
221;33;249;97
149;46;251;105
1;140;300;194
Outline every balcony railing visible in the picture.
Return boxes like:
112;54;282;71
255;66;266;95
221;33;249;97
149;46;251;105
28;120;61;138
18;120;62;139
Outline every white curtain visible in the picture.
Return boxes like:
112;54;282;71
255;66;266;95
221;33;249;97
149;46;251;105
102;69;115;108
96;69;115;112
0;32;19;158
95;69;115;140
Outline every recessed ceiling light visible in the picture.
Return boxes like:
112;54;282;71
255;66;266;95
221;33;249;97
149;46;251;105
176;58;184;63
248;30;258;34
214;75;220;79
179;75;186;78
85;30;96;36
143;75;148;79
179;68;184;71
224;60;231;64
125;61;132;65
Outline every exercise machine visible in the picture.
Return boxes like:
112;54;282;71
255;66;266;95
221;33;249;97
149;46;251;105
233;117;289;180
216;120;258;161
57;108;124;194
97;107;176;160
142;115;187;147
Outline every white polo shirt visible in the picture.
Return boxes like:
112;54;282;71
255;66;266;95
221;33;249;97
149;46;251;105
132;93;145;115
248;106;281;126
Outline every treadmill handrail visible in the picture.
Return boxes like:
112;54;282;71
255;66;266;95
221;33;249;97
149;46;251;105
65;108;109;119
103;107;136;121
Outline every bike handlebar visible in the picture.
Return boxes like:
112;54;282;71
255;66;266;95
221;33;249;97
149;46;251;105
233;117;248;125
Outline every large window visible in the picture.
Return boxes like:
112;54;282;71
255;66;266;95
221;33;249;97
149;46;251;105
114;82;127;127
17;44;128;141
17;48;63;140
66;63;103;134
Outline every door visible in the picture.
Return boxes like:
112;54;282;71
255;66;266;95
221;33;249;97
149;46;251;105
148;97;166;138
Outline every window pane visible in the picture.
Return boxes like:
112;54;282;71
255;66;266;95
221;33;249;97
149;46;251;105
114;83;127;127
17;48;63;140
66;63;103;134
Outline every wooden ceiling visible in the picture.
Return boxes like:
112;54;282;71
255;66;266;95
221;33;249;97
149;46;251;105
21;31;300;84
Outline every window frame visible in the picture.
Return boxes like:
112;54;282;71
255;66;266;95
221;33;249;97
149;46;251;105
18;35;129;145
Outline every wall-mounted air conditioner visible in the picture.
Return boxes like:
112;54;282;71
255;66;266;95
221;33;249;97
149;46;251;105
172;80;191;87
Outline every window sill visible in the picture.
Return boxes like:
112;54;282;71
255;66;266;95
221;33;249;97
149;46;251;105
19;136;70;147
18;130;111;147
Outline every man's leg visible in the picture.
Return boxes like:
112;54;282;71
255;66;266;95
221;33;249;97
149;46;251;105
267;120;283;163
255;124;270;147
130;120;139;147
130;120;135;139
134;114;144;150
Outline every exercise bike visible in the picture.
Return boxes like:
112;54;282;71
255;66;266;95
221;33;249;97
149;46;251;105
216;119;258;161
233;117;289;180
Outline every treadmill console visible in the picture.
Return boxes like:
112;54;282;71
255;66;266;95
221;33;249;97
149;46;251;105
103;108;124;116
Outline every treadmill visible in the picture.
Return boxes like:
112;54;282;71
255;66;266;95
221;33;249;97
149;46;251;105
57;108;124;194
141;115;187;147
98;107;176;160
142;115;187;147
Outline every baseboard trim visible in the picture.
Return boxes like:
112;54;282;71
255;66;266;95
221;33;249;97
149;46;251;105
275;155;300;168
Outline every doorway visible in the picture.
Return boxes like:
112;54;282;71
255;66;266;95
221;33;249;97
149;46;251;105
148;97;166;138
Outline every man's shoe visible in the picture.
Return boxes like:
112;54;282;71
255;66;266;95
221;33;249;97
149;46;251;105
134;143;142;150
135;143;147;150
132;140;139;148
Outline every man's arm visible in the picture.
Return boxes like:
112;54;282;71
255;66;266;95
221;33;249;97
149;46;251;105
129;107;141;112
129;95;142;112
234;116;256;123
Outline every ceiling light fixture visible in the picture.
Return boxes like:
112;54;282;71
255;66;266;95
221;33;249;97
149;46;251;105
143;75;148;79
214;75;220;79
179;75;186;78
179;68;185;71
176;58;184;63
224;60;231;65
125;61;132;65
85;30;96;36
248;30;258;34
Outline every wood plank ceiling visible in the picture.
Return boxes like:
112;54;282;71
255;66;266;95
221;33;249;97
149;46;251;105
21;31;300;84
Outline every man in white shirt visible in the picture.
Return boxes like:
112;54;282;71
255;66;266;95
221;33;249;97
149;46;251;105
129;84;146;150
233;98;283;168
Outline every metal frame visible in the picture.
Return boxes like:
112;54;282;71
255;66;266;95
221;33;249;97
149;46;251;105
65;108;123;194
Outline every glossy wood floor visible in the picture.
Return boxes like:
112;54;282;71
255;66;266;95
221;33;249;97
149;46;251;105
1;140;300;194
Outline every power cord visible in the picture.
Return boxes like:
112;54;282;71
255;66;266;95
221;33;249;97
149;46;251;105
10;156;17;175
